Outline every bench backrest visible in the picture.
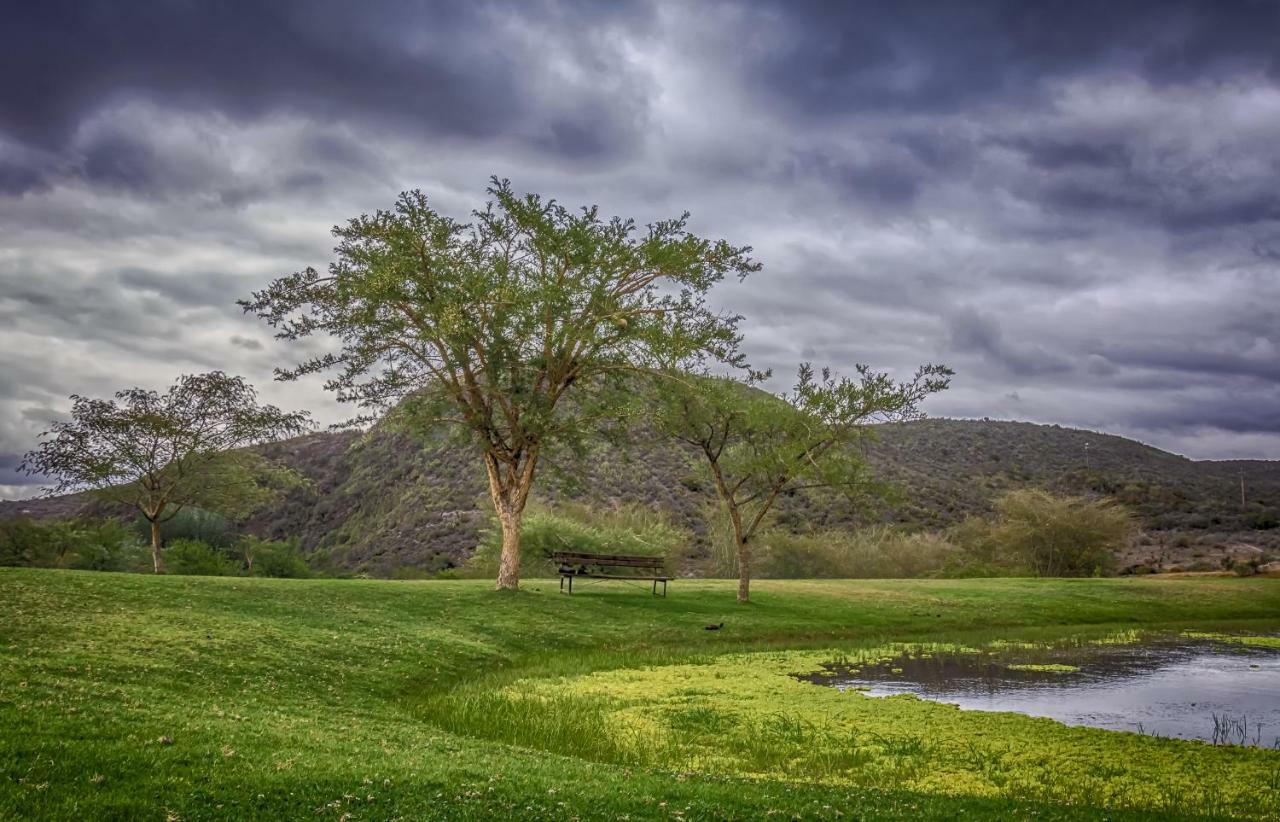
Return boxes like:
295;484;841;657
551;551;665;569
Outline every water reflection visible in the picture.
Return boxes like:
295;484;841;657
802;634;1280;746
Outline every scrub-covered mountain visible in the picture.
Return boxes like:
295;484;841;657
5;418;1278;575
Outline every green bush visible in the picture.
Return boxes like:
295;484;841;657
234;535;312;578
467;500;687;577
147;508;234;549
0;516;148;571
165;538;234;576
0;517;70;567
67;520;150;572
1251;510;1279;530
948;490;1134;577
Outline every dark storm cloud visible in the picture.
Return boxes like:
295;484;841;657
946;308;1074;378
0;1;654;161
1101;346;1280;384
0;158;48;195
1007;138;1133;171
1;0;1279;470
0;455;41;486
746;0;1280;117
1127;390;1280;435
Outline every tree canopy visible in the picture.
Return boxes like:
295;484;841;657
19;372;312;572
652;363;952;601
242;178;758;589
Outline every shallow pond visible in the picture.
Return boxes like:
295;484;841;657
802;633;1280;747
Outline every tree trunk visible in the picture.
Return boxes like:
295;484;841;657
494;506;524;591
150;519;164;574
736;535;751;603
486;448;538;592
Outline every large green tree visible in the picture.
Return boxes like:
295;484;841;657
652;363;951;602
242;179;757;590
20;372;312;573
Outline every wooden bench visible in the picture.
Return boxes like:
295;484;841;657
551;551;669;596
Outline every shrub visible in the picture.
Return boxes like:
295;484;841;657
1251;510;1279;530
467;500;687;578
0;517;70;567
67;520;150;572
0;516;148;571
1231;559;1261;577
147;508;234;549
165;538;234;576
949;490;1135;577
242;536;312;578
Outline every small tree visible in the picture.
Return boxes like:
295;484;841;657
19;372;312;573
242;179;757;590
653;363;951;602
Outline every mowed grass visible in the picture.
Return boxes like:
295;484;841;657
1;569;1278;820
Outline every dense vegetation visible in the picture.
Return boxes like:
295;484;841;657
2;569;1277;820
6;418;1275;577
0;513;311;578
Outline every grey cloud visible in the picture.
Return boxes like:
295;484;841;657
2;0;1280;468
947;308;1075;378
744;1;1280;119
113;268;256;313
1101;346;1280;384
0;1;655;157
1126;391;1280;435
0;455;43;486
81;133;164;191
0;158;49;195
1008;138;1134;171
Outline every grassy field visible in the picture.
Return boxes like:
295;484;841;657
1;569;1278;820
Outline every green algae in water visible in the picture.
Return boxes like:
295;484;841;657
1183;630;1280;649
1005;663;1080;673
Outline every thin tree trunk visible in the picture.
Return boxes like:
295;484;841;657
150;519;164;574
736;534;751;603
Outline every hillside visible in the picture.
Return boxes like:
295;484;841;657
6;417;1276;575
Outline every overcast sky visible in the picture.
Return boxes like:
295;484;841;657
2;1;1279;498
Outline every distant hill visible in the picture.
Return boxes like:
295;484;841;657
6;415;1277;575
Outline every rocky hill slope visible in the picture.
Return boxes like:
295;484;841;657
5;418;1278;575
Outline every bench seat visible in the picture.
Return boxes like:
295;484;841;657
551;551;670;596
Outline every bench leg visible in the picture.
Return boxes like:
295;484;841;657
568;575;573;595
560;575;564;594
662;579;667;597
652;579;657;596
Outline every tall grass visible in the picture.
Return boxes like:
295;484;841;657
705;513;959;579
421;686;664;763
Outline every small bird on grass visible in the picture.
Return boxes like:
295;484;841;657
704;622;725;631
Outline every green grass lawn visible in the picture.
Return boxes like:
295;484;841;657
2;569;1278;820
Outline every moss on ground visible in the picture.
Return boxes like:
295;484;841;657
454;643;1276;819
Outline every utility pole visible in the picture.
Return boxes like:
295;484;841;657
1083;441;1090;472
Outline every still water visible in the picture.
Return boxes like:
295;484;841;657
804;634;1280;746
